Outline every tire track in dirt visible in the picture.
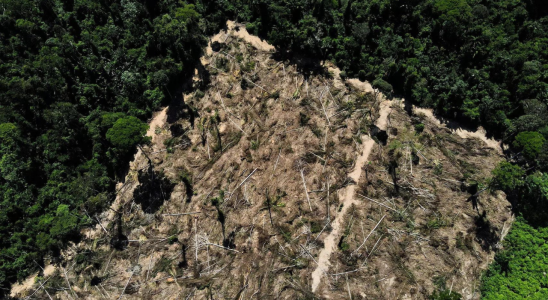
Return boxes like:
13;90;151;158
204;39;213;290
311;100;392;293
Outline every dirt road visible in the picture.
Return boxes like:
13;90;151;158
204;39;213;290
413;106;502;154
311;100;392;293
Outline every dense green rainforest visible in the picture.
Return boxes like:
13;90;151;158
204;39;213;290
1;0;547;298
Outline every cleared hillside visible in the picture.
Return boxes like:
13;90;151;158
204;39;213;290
11;22;511;300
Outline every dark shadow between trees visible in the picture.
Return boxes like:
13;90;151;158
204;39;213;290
110;212;128;250
474;211;500;252
370;125;388;145
133;168;176;214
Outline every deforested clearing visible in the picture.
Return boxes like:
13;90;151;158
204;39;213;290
13;23;511;300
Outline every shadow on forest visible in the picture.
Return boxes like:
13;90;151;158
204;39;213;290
223;231;236;249
166;58;208;126
462;183;501;251
370;124;388;145
271;51;330;81
474;211;500;252
115;149;139;184
133;167;176;214
178;242;189;269
110;212;128;250
166;89;200;127
182;176;193;203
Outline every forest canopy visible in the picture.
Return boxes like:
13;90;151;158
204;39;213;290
0;0;226;292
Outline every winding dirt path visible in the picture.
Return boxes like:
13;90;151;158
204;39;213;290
311;100;393;293
204;20;274;62
413;107;502;154
146;107;168;150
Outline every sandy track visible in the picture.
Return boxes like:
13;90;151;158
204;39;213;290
413;107;502;154
146;107;168;149
10;265;56;297
204;20;274;61
311;100;392;293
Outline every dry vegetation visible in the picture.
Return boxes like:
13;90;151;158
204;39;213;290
16;24;511;300
321;105;512;299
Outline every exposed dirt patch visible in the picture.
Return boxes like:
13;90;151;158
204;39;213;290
83;106;170;242
10;107;170;297
226;21;275;52
204;20;274;60
10;265;56;298
346;79;375;94
148;107;168;146
10;274;38;298
26;24;380;300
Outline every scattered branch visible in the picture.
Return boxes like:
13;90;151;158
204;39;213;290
357;194;398;212
23;277;51;300
203;243;240;253
117;271;135;300
300;169;313;211
270;148;282;179
228;168;258;202
352;215;386;256
161;212;201;216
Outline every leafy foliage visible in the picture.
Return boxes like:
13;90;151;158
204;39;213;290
106;117;149;150
207;2;548;297
513;131;546;161
491;162;525;192
481;218;548;299
2;0;548;297
372;78;393;96
106;116;150;169
0;0;219;293
430;290;462;300
491;162;548;226
486;163;548;297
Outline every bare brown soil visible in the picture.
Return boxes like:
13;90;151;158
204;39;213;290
9;105;168;298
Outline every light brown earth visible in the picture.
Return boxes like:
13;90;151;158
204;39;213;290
10;265;55;298
314;103;511;299
346;79;375;94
